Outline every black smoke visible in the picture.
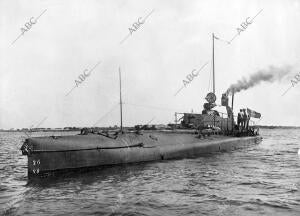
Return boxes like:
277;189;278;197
226;65;292;94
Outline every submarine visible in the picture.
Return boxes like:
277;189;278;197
20;33;262;177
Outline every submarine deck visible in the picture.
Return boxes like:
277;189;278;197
25;130;260;153
22;130;262;177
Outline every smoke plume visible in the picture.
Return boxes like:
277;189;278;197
226;66;292;95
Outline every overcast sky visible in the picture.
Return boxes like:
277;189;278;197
1;0;300;129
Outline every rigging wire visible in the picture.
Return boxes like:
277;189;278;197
92;103;188;127
124;102;187;113
208;59;212;92
92;103;119;127
145;117;156;125
216;37;230;44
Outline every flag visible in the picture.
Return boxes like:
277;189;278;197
247;108;261;119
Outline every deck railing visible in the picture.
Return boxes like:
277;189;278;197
174;111;256;131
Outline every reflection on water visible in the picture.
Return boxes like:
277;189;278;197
0;129;300;215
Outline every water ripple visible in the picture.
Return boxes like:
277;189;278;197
0;129;300;215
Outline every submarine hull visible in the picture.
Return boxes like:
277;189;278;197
22;131;262;177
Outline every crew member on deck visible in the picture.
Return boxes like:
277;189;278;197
237;109;243;130
246;111;250;130
242;109;247;130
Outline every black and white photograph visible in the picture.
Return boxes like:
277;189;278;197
0;0;300;215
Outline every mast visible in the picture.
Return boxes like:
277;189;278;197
212;33;215;94
119;67;123;133
231;91;234;133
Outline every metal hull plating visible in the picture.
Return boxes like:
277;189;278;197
23;131;262;177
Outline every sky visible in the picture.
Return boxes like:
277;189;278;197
1;0;300;129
